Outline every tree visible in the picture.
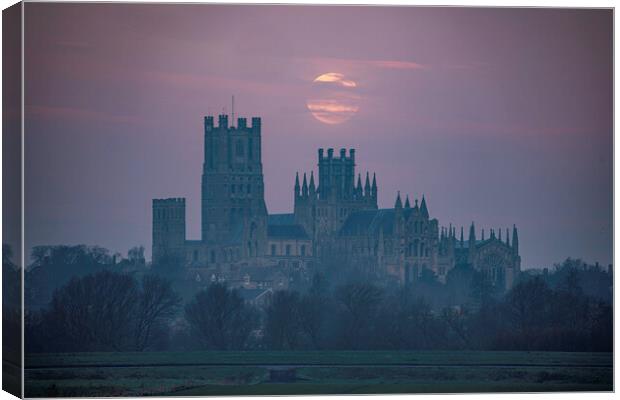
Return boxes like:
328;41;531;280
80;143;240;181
128;246;146;265
45;270;138;351
335;282;383;349
264;290;301;349
502;277;553;349
185;283;256;350
133;274;181;351
298;273;329;349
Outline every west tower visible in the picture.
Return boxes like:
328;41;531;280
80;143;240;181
152;198;186;264
201;115;268;256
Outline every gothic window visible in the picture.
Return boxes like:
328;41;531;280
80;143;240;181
248;138;253;160
210;250;216;263
193;250;198;262
425;247;429;257
271;244;276;256
301;245;306;257
247;184;251;194
286;244;291;256
231;185;236;194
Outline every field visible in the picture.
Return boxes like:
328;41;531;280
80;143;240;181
24;351;613;397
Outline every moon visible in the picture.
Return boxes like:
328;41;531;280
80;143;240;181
306;73;360;125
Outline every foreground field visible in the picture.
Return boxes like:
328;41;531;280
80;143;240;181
25;351;613;397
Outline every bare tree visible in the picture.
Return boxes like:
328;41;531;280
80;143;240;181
185;283;256;350
46;270;138;351
336;282;383;349
133;274;181;351
264;290;301;349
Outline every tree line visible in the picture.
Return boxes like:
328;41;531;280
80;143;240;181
24;256;612;353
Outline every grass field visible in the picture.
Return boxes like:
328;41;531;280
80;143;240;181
24;351;613;397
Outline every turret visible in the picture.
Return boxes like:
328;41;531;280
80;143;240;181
309;171;316;197
468;222;477;262
294;172;300;198
512;225;519;254
205;116;214;131
356;174;363;197
468;222;476;243
371;173;377;199
218;114;228;129
395;191;403;209
420;195;429;219
302;173;308;197
251;117;261;133
237;117;247;129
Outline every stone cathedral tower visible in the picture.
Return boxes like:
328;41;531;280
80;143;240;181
201;115;268;258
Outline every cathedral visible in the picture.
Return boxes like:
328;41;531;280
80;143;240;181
152;114;521;291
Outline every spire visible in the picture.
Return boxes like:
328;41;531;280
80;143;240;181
302;173;308;197
395;191;403;209
404;195;411;209
490;229;495;239
506;228;510;245
482;228;485;240
460;226;464;246
364;172;371;196
468;222;476;243
498;228;502;241
371;173;377;196
356;174;362;193
309;171;316;195
420;195;429;218
294;172;300;197
512;224;519;253
414;199;419;210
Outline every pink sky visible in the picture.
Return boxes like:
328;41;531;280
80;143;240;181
24;4;612;267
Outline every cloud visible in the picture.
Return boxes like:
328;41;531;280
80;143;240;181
365;60;427;70
303;57;428;72
27;105;146;126
313;72;357;88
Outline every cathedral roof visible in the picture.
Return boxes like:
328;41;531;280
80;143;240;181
268;224;309;239
267;214;309;239
268;213;295;225
339;209;395;236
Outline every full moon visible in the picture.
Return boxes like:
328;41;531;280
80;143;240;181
306;73;360;125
